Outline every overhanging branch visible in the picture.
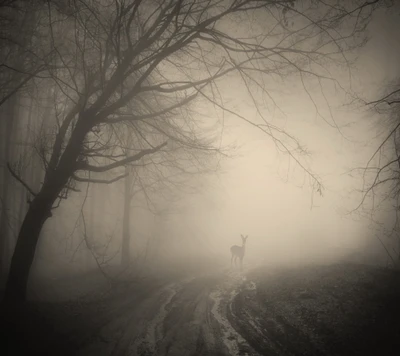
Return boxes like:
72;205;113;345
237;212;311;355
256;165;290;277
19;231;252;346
77;141;168;173
72;173;128;184
106;91;199;123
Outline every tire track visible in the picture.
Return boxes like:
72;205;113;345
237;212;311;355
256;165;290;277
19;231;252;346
77;270;260;356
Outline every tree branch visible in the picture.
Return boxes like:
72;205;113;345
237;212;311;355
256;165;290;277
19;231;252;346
77;141;168;173
72;173;128;184
7;162;37;197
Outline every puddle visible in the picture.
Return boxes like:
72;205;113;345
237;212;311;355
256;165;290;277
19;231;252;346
129;283;179;355
210;274;258;356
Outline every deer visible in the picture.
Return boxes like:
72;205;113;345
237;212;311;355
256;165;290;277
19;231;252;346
230;234;248;270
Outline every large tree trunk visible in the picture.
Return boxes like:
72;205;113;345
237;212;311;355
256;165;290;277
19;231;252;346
121;166;133;267
4;114;92;302
4;194;54;302
1;7;38;281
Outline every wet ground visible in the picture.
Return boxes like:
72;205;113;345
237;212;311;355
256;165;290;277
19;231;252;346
2;267;257;355
71;269;259;356
2;263;400;355
229;263;400;356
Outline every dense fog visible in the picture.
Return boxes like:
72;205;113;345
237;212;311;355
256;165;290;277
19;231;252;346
0;1;399;303
2;2;400;356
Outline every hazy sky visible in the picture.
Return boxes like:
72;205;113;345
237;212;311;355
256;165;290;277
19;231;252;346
173;5;400;265
35;5;400;273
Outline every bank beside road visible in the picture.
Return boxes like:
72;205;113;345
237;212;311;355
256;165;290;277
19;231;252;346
229;263;400;356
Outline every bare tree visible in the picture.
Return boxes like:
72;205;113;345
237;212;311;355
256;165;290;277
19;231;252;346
350;83;400;266
2;0;383;301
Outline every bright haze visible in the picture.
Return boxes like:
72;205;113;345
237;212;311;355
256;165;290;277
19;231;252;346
26;4;400;286
158;7;399;264
152;6;400;269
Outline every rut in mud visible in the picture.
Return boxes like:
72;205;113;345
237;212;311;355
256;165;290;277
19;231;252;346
73;269;259;356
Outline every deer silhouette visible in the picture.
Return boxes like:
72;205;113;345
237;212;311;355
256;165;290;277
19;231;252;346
230;234;248;270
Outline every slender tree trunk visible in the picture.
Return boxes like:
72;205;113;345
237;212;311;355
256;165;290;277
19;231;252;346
121;165;132;267
397;230;400;268
150;212;162;268
17;97;34;230
85;184;96;271
0;95;17;279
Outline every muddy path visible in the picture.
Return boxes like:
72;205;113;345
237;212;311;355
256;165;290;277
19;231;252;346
72;263;400;356
75;268;260;356
5;263;398;355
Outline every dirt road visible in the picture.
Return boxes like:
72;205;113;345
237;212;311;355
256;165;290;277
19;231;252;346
5;263;398;355
74;268;259;356
73;263;400;356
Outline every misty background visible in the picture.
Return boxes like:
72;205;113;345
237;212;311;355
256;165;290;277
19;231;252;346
1;1;400;301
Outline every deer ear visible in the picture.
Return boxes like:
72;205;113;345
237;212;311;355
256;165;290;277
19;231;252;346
240;234;244;238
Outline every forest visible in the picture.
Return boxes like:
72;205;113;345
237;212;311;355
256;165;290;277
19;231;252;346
1;0;400;355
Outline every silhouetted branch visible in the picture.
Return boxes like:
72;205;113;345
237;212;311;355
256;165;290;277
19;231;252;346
367;88;400;106
72;173;128;184
106;91;199;123
77;141;168;172
7;162;37;197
